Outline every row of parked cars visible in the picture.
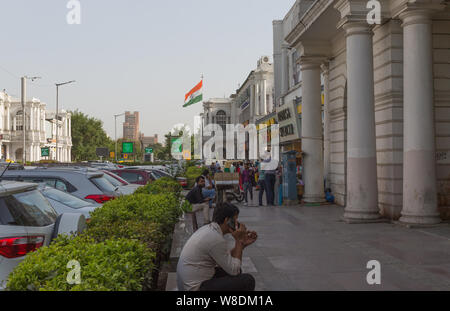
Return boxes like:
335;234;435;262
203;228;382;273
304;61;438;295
0;162;185;289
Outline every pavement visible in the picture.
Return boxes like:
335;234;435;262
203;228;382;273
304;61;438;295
173;189;450;291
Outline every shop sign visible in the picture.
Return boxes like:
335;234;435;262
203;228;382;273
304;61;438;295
276;100;301;143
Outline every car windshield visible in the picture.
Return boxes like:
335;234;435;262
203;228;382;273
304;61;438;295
90;175;117;193
103;173;126;187
0;190;57;227
42;188;91;209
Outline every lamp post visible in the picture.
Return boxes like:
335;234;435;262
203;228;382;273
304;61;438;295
114;113;125;162
21;76;41;164
55;80;75;162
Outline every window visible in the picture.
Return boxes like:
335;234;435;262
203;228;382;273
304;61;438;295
90;176;117;193
216;110;227;129
0;190;57;227
292;51;301;85
42;188;90;209
117;172;142;183
16;110;24;131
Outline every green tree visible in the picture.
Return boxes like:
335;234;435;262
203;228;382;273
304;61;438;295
70;110;114;161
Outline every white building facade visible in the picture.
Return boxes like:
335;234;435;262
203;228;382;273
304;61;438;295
278;0;450;223
0;91;72;163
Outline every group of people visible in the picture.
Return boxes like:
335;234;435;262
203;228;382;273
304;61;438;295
229;160;279;207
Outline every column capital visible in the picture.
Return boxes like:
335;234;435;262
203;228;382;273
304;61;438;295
342;21;374;37
299;56;327;71
295;40;331;65
335;0;390;29
392;0;445;20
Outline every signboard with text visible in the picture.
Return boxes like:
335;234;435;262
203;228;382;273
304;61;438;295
145;147;153;154
276;100;301;143
122;142;134;154
41;147;50;157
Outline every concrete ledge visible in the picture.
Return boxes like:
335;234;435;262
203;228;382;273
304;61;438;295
341;217;390;224
392;220;450;229
165;273;178;291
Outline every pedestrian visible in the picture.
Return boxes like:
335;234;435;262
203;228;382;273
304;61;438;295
257;160;266;206
263;155;277;206
242;163;253;206
185;176;212;225
177;202;257;291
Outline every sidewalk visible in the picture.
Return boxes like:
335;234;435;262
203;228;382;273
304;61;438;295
228;191;450;290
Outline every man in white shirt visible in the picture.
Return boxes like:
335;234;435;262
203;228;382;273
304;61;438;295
177;203;257;291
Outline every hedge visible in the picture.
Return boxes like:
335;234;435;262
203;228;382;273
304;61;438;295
6;235;154;291
185;166;206;188
6;178;184;291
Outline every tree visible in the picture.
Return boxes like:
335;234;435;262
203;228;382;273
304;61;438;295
70;110;114;161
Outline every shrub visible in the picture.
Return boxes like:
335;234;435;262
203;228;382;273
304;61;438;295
135;177;182;198
6;235;154;291
87;193;181;235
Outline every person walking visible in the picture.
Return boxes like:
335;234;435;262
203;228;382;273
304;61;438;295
263;156;277;206
242;163;253;206
257;160;266;206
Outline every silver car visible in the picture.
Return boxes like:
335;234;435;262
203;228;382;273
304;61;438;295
39;186;100;220
101;170;141;195
2;167;121;204
0;181;85;290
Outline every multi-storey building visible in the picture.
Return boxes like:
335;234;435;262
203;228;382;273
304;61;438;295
0;91;72;162
123;111;139;141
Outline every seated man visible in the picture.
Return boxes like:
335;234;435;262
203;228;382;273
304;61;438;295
186;176;212;225
177;202;257;291
201;169;216;208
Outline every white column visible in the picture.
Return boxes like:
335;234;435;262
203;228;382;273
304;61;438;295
281;45;289;96
300;57;325;203
343;22;379;220
399;9;440;224
261;77;267;115
6;105;10;131
322;63;331;190
251;84;258;116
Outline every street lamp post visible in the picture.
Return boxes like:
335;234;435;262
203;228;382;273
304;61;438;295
55;80;75;162
114;113;125;162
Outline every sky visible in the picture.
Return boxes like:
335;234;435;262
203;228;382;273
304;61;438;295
0;0;294;142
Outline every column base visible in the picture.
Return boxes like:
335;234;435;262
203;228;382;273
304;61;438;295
399;213;441;225
303;195;326;203
343;210;381;222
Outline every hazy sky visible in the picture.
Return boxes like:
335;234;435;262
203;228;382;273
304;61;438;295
0;0;293;142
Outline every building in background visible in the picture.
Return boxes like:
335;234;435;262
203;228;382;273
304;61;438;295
0;90;72;162
123;111;140;141
139;133;158;146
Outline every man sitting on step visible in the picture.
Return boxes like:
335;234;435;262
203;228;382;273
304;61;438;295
177;202;257;291
185;176;212;225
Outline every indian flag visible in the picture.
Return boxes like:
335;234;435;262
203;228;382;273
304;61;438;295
184;80;203;107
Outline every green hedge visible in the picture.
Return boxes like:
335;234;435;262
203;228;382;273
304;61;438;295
6;178;183;291
6;235;154;291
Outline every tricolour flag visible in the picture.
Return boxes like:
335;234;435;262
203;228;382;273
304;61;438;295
184;80;203;107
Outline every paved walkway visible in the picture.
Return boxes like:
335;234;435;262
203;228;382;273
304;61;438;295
223;191;450;290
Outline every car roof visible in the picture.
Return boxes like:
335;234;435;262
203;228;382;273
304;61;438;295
2;167;103;178
0;180;38;196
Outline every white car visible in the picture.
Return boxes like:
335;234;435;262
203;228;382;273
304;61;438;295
0;181;85;290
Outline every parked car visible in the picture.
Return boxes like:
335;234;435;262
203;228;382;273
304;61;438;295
110;169;155;186
101;170;141;195
0;181;85;290
39;185;100;221
1;168;121;204
89;162;118;170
